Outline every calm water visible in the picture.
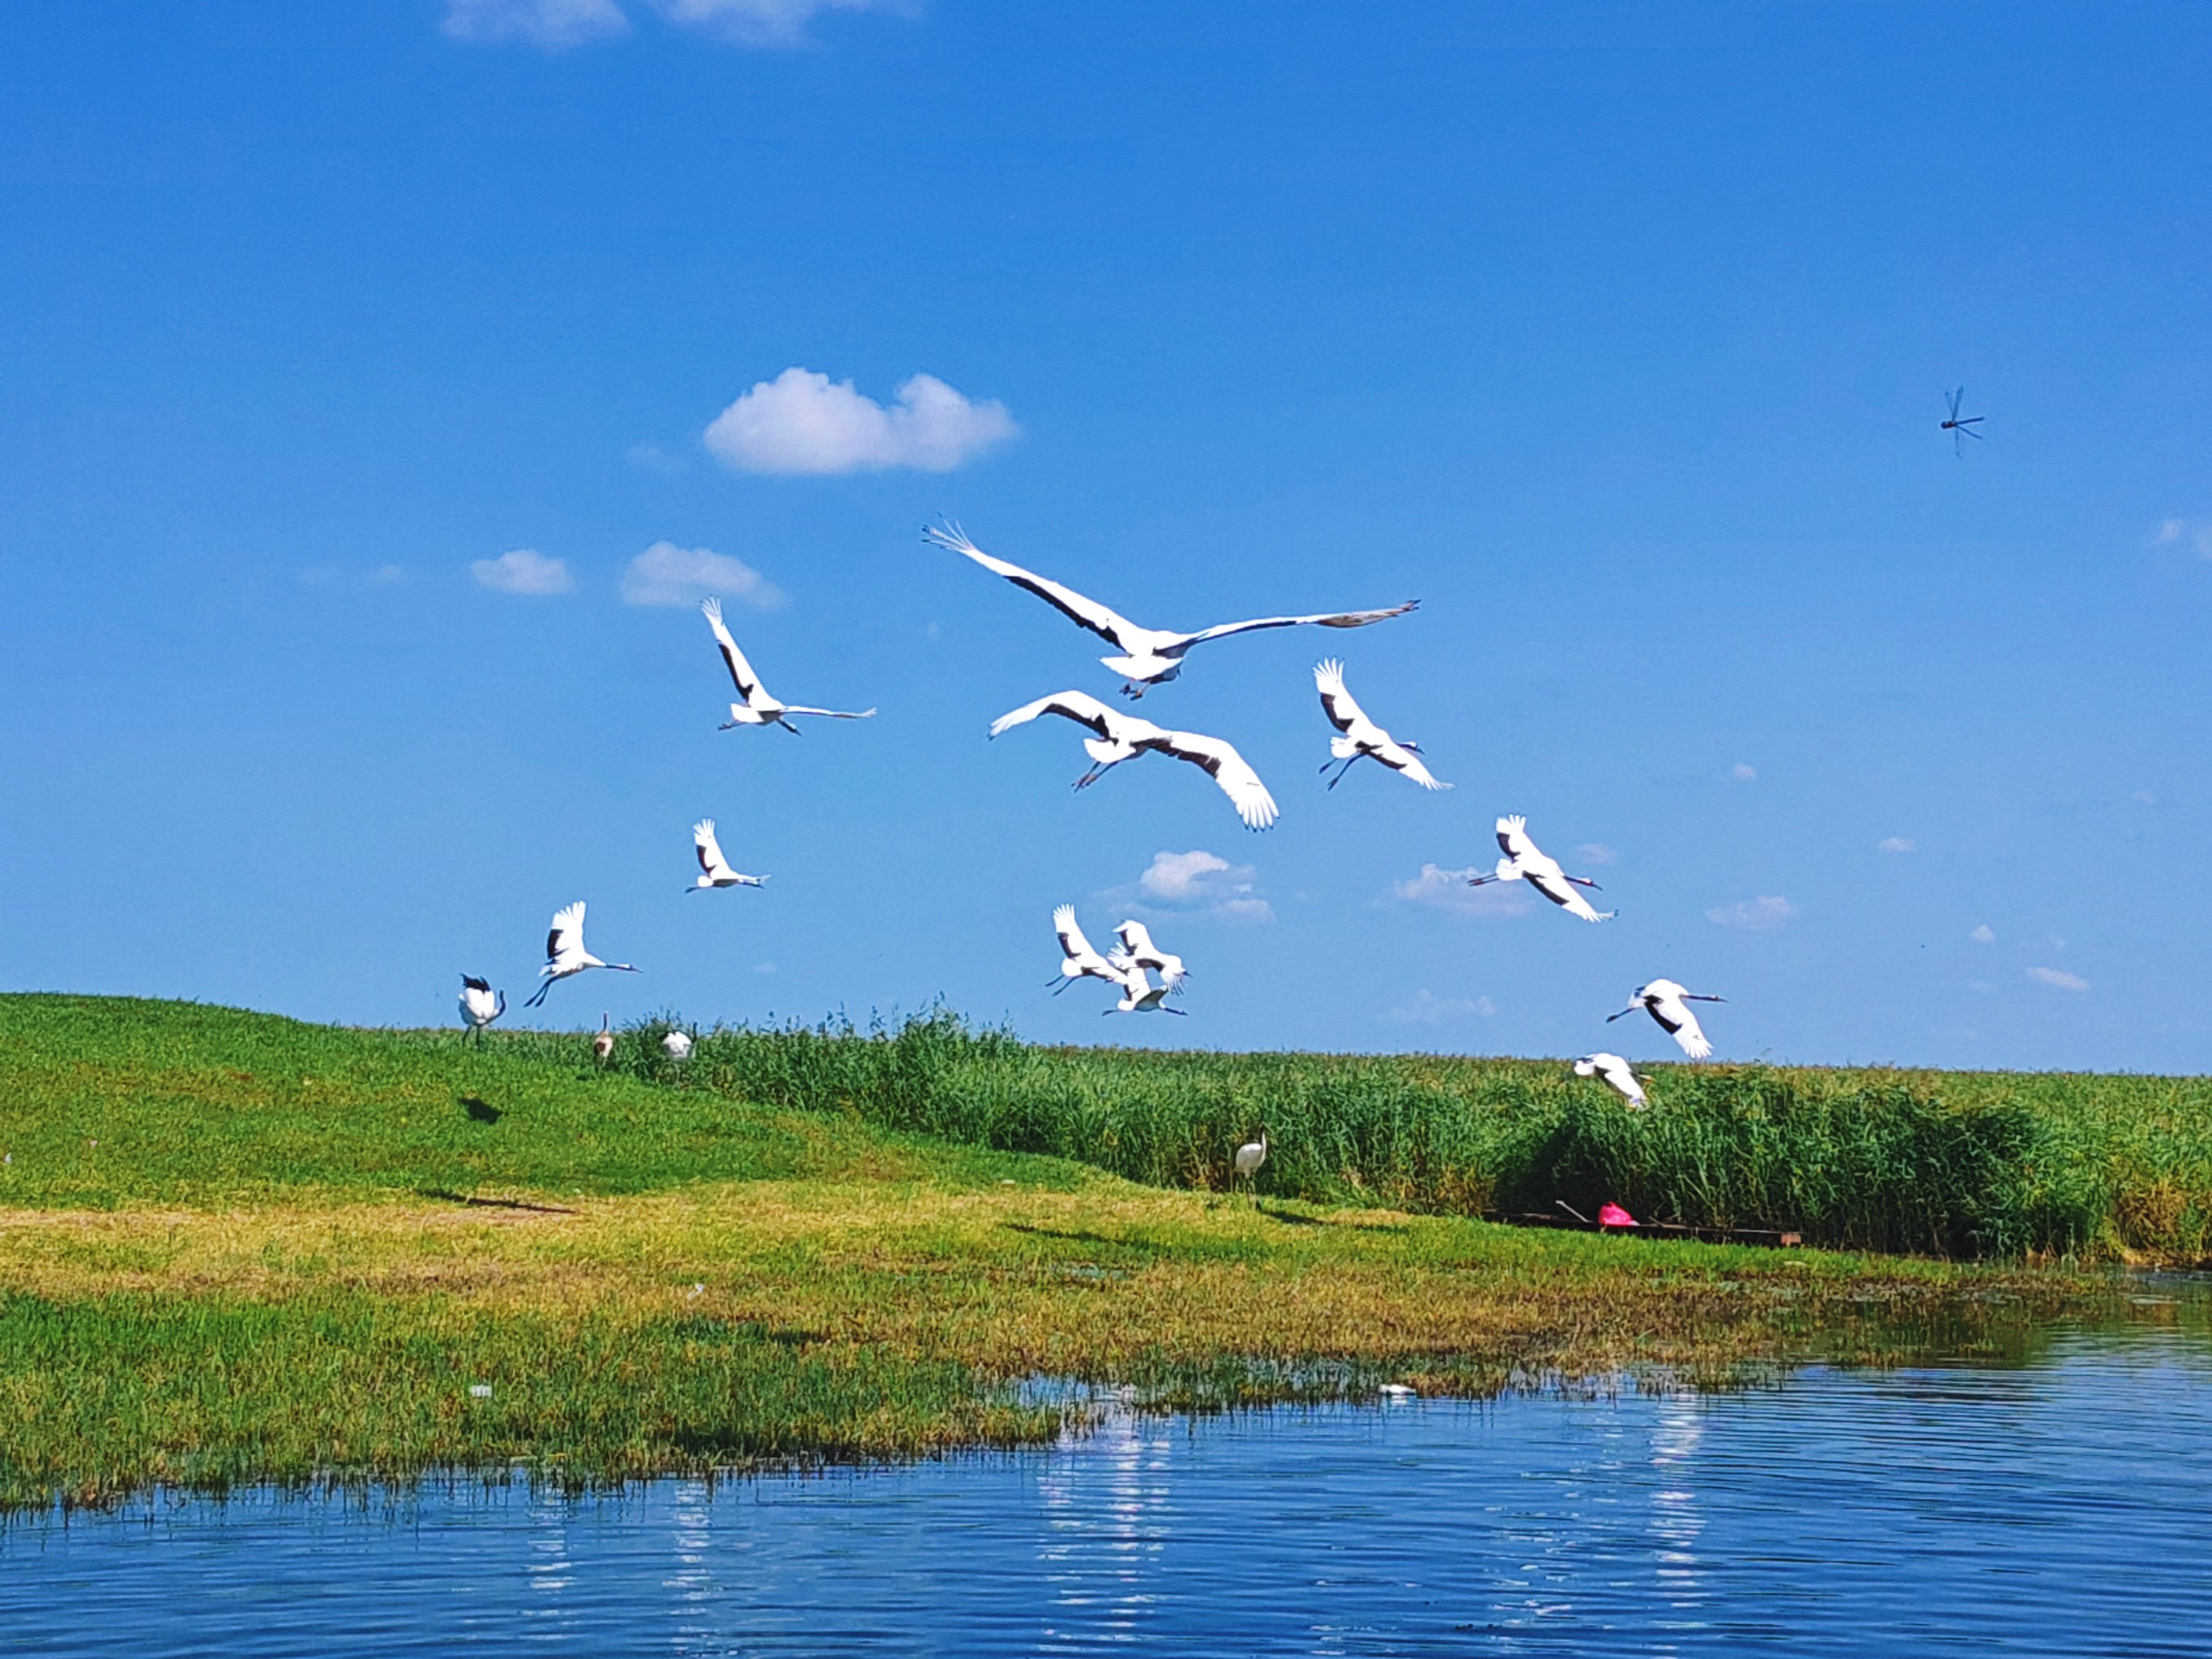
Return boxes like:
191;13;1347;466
6;1325;2211;1657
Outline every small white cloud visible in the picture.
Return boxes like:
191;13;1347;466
1576;843;1618;866
1707;895;1796;931
1109;850;1273;923
1970;924;1996;945
1384;989;1496;1025
1390;863;1532;918
2157;517;2212;558
1877;837;1917;854
2027;966;2089;992
442;0;628;47
2133;789;2159;805
619;541;784;608
704;368;1016;476
472;548;575;596
1731;762;1757;782
653;0;901;45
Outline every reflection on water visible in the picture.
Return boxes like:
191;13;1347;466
6;1326;2210;1657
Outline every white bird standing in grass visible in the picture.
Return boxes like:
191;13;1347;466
1574;1052;1647;1107
457;975;505;1040
523;902;639;1008
1232;1132;1268;1194
989;689;1279;830
1048;905;1125;996
592;1013;615;1063
1313;659;1450;791
1608;979;1723;1059
927;522;1417;698
688;819;767;891
662;1030;694;1062
701;598;875;733
1110;919;1187;995
1468;816;1614;922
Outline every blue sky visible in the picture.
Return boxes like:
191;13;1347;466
3;2;2210;1070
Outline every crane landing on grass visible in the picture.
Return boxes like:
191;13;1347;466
928;522;1417;698
457;975;505;1040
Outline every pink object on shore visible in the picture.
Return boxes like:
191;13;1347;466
1598;1201;1638;1229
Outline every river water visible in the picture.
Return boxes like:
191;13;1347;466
5;1320;2210;1656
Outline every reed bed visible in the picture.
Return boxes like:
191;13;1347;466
617;1009;2212;1264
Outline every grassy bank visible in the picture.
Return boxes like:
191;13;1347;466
0;993;2189;1513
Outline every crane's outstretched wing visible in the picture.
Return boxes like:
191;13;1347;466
1671;1017;1713;1060
1185;599;1419;649
1382;746;1450;791
1495;815;1539;860
926;524;1146;647
1115;919;1155;956
1313;658;1365;734
701;599;763;700
989;689;1125;740
1053;903;1104;966
547;901;586;964
1154;727;1279;830
694;819;731;878
779;704;878;720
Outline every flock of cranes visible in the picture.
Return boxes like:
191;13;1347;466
457;519;1730;1124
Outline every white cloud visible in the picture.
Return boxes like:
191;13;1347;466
1970;924;1996;945
1707;895;1796;931
653;0;902;45
704;368;1017;476
1577;843;1618;866
472;549;575;596
2157;517;2212;559
442;0;628;47
1390;863;1532;918
2027;966;2090;992
619;541;784;608
1730;762;1757;782
1107;850;1273;924
1877;836;1917;854
1384;989;1497;1025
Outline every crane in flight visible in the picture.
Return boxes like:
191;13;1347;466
1468;816;1613;922
927;522;1416;698
989;689;1279;830
1607;979;1723;1059
701;598;875;733
1941;386;1984;457
1313;658;1449;791
1573;1052;1646;1108
1110;918;1187;996
523;902;640;1008
687;819;767;891
1048;905;1125;996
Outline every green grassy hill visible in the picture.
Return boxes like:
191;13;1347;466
0;993;2186;1512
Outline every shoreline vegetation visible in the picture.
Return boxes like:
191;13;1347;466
2;993;2205;1515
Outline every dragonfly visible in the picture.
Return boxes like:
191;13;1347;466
1941;386;1984;457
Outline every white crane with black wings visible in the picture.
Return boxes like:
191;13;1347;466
687;819;767;891
1573;1052;1646;1107
1469;816;1613;922
1607;979;1723;1060
1048;905;1124;996
989;689;1279;830
523;902;640;1008
1110;918;1188;995
1313;658;1449;791
702;598;875;733
928;522;1416;698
